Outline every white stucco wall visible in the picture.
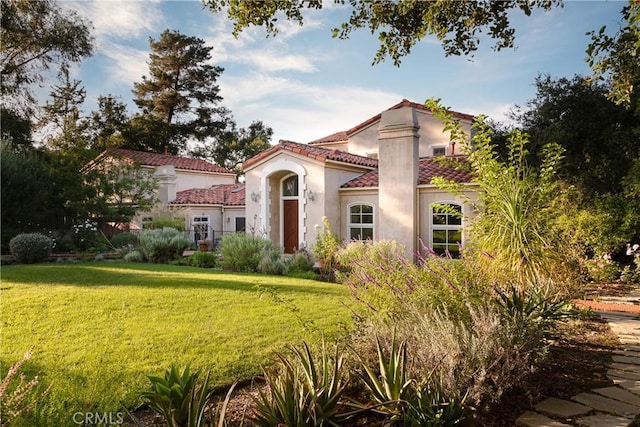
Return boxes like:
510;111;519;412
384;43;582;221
173;170;235;192
345;109;473;159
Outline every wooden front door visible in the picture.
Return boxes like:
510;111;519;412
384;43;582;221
283;199;298;253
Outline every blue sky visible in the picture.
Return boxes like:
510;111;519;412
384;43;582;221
59;0;626;145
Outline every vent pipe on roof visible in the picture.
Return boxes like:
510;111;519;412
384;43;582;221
164;145;168;155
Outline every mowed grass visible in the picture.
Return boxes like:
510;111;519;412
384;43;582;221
1;262;352;426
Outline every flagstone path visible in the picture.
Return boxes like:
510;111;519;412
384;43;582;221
516;286;640;427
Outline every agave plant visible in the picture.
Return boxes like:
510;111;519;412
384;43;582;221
140;364;213;427
252;340;349;427
354;333;413;419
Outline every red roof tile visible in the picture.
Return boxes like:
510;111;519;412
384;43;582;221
308;131;348;145
341;156;473;188
170;184;245;206
242;140;378;170
109;149;235;175
309;99;475;145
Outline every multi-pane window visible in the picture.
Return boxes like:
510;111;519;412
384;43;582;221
193;216;210;242
431;203;462;258
348;203;374;240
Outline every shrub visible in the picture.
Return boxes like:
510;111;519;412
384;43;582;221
123;250;145;263
110;232;139;248
584;256;621;283
140;364;212;427
219;233;280;273
257;246;290;275
0;348;51;425
288;249;314;272
9;233;53;264
187;251;217;268
311;217;342;275
138;227;190;263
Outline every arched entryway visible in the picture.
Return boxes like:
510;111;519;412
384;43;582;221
281;174;299;253
258;159;307;254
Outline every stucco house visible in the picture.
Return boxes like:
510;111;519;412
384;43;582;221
104;99;477;257
242;99;478;258
96;149;246;245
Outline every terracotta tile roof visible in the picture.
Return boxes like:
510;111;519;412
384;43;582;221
308;131;348;145
170;184;245;206
309;99;475;145
243;140;378;170
109;149;235;175
341;156;473;188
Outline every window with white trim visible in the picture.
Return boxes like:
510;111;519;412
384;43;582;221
432;146;446;156
192;216;210;242
431;203;462;258
348;203;374;240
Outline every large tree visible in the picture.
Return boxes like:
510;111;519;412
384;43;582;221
131;29;228;154
87;95;130;151
40;67;89;152
191;120;272;175
0;0;93;110
204;0;560;66
513;75;639;196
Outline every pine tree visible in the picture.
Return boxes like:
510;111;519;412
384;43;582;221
131;29;228;154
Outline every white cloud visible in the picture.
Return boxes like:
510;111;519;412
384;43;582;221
100;41;149;85
242;52;318;73
65;1;163;44
220;73;401;143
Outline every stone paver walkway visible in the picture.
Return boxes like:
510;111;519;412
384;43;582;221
516;286;640;427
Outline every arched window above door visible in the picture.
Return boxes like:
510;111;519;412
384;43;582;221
282;174;298;197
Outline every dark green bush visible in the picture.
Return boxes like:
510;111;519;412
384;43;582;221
110;232;139;248
9;233;53;264
188;251;217;268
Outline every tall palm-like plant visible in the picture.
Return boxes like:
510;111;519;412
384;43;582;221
427;98;567;286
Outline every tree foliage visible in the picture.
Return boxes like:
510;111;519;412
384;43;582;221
586;0;640;112
131;29;228;154
512;75;639;195
40;67;89;152
0;0;93;108
82;159;159;225
87;95;129;151
0;142;51;249
427;98;568;284
204;0;560;66
191;120;273;174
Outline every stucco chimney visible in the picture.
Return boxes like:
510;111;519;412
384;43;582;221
154;165;177;205
377;106;420;258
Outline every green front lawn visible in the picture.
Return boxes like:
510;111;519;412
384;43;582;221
1;262;351;426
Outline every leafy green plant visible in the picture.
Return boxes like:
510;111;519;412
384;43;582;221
252;341;349;427
188;251;217;268
9;233;53;264
140;364;213;427
405;381;467;427
139;227;191;263
355;333;412;419
0;348;51;425
219;232;280;273
494;283;572;331
110;232;139;248
426;98;570;285
312;217;342;276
